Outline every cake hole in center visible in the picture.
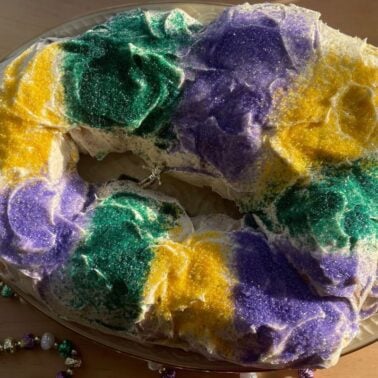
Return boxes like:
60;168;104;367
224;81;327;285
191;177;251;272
77;151;241;218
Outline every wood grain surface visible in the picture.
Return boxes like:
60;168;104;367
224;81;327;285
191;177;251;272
0;1;377;377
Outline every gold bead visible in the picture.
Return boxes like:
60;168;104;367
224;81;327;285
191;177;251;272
3;338;15;353
65;357;82;368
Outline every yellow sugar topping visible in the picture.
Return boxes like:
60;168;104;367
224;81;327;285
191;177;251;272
0;43;66;185
270;48;378;177
0;110;57;185
2;43;67;128
143;231;236;357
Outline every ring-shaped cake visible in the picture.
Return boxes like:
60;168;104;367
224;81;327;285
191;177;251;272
0;2;377;370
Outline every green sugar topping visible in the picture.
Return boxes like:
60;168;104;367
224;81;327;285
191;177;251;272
51;190;182;330
262;161;378;251
62;9;202;143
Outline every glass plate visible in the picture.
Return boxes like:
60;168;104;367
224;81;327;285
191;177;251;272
0;1;377;372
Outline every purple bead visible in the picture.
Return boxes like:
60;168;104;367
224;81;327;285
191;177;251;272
56;372;68;378
21;333;35;349
160;368;176;378
298;368;315;378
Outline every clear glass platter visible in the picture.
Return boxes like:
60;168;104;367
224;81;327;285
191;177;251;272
0;1;377;373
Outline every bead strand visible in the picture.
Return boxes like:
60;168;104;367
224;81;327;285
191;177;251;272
0;279;82;377
0;333;82;377
298;368;315;378
1;279;317;378
158;367;176;378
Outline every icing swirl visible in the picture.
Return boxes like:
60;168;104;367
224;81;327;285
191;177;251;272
62;9;202;142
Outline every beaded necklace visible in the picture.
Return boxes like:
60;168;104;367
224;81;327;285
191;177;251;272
0;280;315;378
0;280;82;378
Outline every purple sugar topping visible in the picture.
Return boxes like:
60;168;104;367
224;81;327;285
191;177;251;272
9;181;56;251
279;240;375;296
269;238;378;318
232;230;357;366
0;174;93;276
174;4;319;180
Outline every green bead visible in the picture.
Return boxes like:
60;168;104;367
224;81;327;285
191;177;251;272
58;340;74;358
1;285;14;298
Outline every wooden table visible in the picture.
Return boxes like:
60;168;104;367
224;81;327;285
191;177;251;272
0;1;377;377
